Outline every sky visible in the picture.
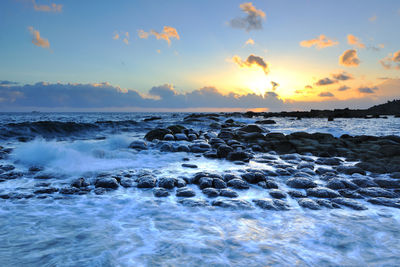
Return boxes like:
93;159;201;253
0;0;399;111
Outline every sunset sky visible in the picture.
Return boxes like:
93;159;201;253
0;0;399;111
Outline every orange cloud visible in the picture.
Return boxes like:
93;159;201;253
138;29;149;39
380;50;400;70
32;0;62;12
232;54;269;75
347;34;365;48
143;26;180;45
339;49;360;67
369;15;377;22
28;26;50;49
300;34;339;49
245;38;255;46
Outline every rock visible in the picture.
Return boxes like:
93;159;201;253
241;132;264;141
219;188;239;198
176;187;196;197
373;178;400;189
226;151;252;162
391;172;400;179
29;166;43;172
286;177;317;189
239;124;265;133
163;134;175;141
223;174;240;182
315;199;340;209
352;177;378;188
35;182;51;187
258;179;279;189
95;178;119;189
158;177;175;189
160;143;174;152
269;189;287;199
181;163;198;169
153;187;170;197
241;172;265;184
255;119;276;124
306;187;340;198
212;199;253;209
367;197;400;208
326;178;347;190
0;165;15;171
298;198;320;210
34;187;58;194
199;177;213;189
253;199;289;210
120;178;134;188
136;176;157;188
175;178;187;188
202;188;219;197
59;187;80;195
94;188;107;195
178;198;208;207
175;133;188;141
190;143;211;153
336;166;365;175
145;128;172;141
316;158;342;166
143;116;161;122
338;189;363;199
216;145;234;158
129;140;147;150
213;178;227;189
358;187;397;198
297;162;314;170
71;178;89;188
34;174;52;180
316;167;334;175
227;178;250;189
288;190;307;198
167;125;186;134
176;145;190;152
331;198;367;210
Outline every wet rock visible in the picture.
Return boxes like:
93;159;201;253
298;198;320;210
338;189;363;199
288;190;307;198
226;151;252;162
326;178;347;190
367;197;400;208
176;187;196;197
178;198;208;207
94;188;107;195
163;134;175;141
181;163;198;168
212;199;253;209
239;124;265;133
145;128;172;141
213;178;227;189
175;133;188;141
373;178;400;189
95;177;119;189
153;187;170;197
129;140;147;150
202;188;219;198
158;177;175;189
241;172;265;184
160;143;174;152
216;145;234;158
358;187;397;198
315;199;340;209
199;177;213;189
297;162;314;170
331;198;367;210
219;188;239;198
286;177;317;189
71;178;89;188
29;166;43;172
35;182;51;187
351;177;378;188
269;189;287;199
59;187;80;195
167;125;186;134
34;187;58;194
176;145;190;152
316;167;334;175
258;179;279;189
136;176;157;188
391;172;400;179
119;178;134;188
34;174;52;180
223;174;240;182
316;158;342;166
255;119;276;124
307;187;340;198
143;116;161;122
0;165;15;171
190;143;211;154
175;178;187;188
253;198;289;210
336;166;365;175
227;178;250;189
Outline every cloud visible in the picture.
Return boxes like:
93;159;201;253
113;31;129;45
347;34;365;49
112;33;119;40
318;92;334;97
369;15;377;22
139;26;180;45
380;50;400;70
369;43;384;51
315;77;337;86
28;26;50;49
232;54;269;75
245;38;255;46
0;81;19;86
358;86;378;94
32;0;62;12
300;34;339;49
230;2;266;32
337;85;351;91
331;71;353;81
271;81;279;91
339;49;360;67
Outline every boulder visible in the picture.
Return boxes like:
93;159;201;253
219;188;239;198
153;187;170;197
212;199;253;209
331;198;367;210
145;128;172;141
137;176;157;188
176;187;196;197
269;189;287;199
227;178;250;189
129;140;147;150
158;177;175;189
95;177;119;189
286;177;317;189
202;188;219;197
306;187;340;198
298;198;320;210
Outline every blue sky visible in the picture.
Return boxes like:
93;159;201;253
0;0;399;111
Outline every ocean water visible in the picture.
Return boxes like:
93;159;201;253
0;112;399;266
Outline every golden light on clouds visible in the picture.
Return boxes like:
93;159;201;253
300;34;339;49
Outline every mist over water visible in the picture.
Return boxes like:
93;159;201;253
0;112;400;266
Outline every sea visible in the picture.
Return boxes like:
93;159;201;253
0;112;399;267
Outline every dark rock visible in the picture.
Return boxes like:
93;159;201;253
336;166;365;175
298;198;320;210
59;187;80;195
158;177;175;189
163;134;175;141
175;178;187;188
176;145;190;152
315;199;340;209
199;177;213;189
219;188;239;198
331;198;367;210
316;167;334;175
176;187;196;197
0;165;15;171
367;197;400;208
153;187;170;197
34;174;52;180
373;178;400;189
203;151;218;158
316;158;342;166
391;172;400;179
226;151;252;162
94;188;107;195
288;190;307;198
326;178;347;190
241;172;265;184
145;128;172;141
35;182;51;187
182;163;198;169
71;178;89;188
160;143;174;152
175;133;188;141
95;177;119;189
167;125;186;134
255;119;276;124
269;189;287;199
29;166;43;172
227;178;250;189
213;178;227;189
258;179;279;189
286;177;317;189
137;176;157;188
223;174;240;182
178;198;208;207
129;140;147;150
358;187;397;198
338;189;363;199
253;198;289;210
216;145;234;158
307;187;340;198
143;116;161;122
212;199;253;209
239;124;265;133
120;178;134;188
352;177;378;188
34;187;58;194
297;162;314;170
202;188;219;197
